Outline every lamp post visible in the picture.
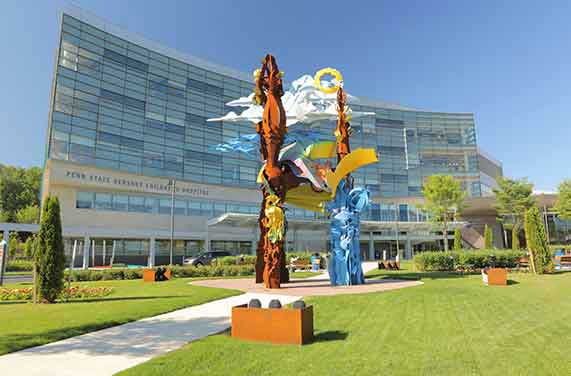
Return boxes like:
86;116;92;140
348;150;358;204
169;178;176;266
394;204;400;260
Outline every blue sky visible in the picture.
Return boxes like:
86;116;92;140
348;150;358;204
0;0;569;191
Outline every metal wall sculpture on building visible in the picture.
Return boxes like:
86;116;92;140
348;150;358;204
208;58;378;288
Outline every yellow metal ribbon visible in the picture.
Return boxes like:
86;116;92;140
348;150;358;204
265;194;285;243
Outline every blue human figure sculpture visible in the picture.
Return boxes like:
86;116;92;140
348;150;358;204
328;180;369;286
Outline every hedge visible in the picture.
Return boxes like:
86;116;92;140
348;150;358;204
414;250;527;272
215;252;325;266
216;255;257;266
6;259;34;272
64;264;255;282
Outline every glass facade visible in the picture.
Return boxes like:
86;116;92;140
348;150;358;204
50;13;486;225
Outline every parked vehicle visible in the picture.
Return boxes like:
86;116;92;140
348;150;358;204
183;250;232;266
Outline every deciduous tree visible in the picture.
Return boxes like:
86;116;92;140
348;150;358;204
15;205;39;224
554;180;571;240
493;177;534;250
0;165;42;222
422;175;465;252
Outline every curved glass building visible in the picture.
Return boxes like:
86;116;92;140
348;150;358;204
42;8;503;266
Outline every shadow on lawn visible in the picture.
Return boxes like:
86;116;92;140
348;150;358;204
0;295;185;307
366;271;471;281
313;330;348;343
62;295;185;304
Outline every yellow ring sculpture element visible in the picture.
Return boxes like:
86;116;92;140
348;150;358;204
314;68;343;94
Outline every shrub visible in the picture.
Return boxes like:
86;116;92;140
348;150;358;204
286;252;315;264
35;196;66;303
216;255;256;266
414;250;526;271
6;259;34;272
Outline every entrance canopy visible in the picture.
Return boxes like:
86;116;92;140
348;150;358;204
207;213;465;233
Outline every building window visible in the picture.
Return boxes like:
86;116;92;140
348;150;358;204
76;191;94;209
113;194;128;211
94;193;113;210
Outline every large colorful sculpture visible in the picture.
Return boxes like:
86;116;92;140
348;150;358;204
208;57;378;288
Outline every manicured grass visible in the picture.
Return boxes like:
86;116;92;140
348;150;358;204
0;278;240;355
119;265;571;376
3;271;33;277
290;271;323;279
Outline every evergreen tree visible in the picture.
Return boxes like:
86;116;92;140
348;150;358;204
524;206;552;274
35;196;65;303
24;235;36;258
484;225;493;249
8;236;18;258
453;228;462;251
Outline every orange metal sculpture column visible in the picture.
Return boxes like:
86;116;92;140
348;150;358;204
255;54;288;289
335;87;352;184
255;121;268;283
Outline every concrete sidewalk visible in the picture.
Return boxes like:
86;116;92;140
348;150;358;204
0;292;301;376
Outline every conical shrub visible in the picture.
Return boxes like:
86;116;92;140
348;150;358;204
35;196;65;303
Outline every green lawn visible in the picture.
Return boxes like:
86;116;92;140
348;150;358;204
0;278;240;355
118;266;571;376
290;271;323;279
4;271;33;276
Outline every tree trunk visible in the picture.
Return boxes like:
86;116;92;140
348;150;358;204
443;221;449;252
512;224;520;250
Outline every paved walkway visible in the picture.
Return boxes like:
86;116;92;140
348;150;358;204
0;292;301;376
192;262;421;296
302;260;380;280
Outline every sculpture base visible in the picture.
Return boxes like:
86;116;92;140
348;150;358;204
482;268;507;285
231;304;313;345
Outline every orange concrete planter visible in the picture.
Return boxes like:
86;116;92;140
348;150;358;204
482;268;507;286
231;304;314;345
143;269;172;282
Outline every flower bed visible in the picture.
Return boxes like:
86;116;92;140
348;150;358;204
0;286;113;301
